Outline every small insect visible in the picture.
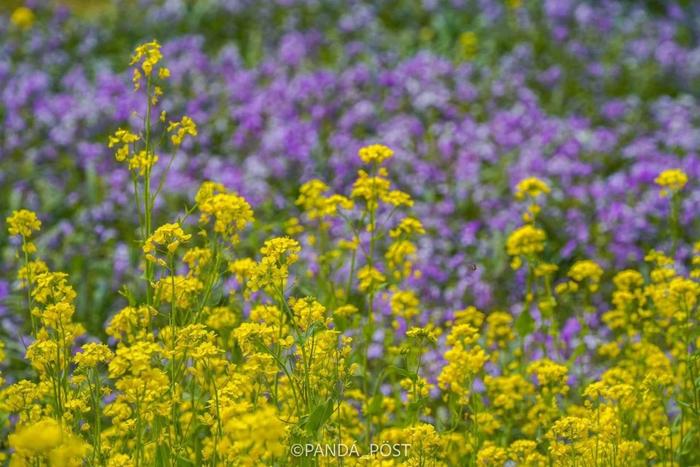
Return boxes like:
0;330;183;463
467;263;477;273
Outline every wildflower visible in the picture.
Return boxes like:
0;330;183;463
7;209;41;238
485;374;533;413
358;144;394;165
168;116;198;146
385;240;417;280
246;237;301;293
108;341;161;378
284;217;304;235
390;217;426;238
143;222;192;266
351;168;391;211
334;304;359;319
229;258;256;283
406;325;440;344
196;181;254;244
458;31;478;59
107;128;140;162
439;321;487;401
476;442;508;466
130;40;163;85
556;259;604;294
10;7;35;29
9;418;89;466
506;225;546;269
357;265;386;293
485;311;514;349
390;290;420;321
74;343;113;369
128;150;158;176
18;259;49;287
296;179;353;221
655;168;688;196
32;271;77;305
527;359;569;396
183;247;212;276
106;305;158;342
453;306;486;328
216;405;287;463
515;177;550;200
154;275;204;309
508;440;545;465
232;322;276;355
289;296;328;331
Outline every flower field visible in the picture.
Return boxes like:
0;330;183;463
2;1;700;465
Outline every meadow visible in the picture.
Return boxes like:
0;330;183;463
1;1;700;465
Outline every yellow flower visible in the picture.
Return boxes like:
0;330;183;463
130;40;163;86
485;311;514;348
439;320;487;400
655;168;688;196
247;237;301;293
357;265;386;293
527;359;569;395
334;304;359;318
289;296;328;331
476;442;507;466
390;217;426;238
515;177;550;200
406;325;440;344
296;179;352;220
385;240;417;280
458;31;478;59
390;290;420;321
74;342;113;369
143;222;192;265
196;181;254;244
154;275;204;309
229;257;256;283
558;259;604;294
506;225;546;268
108;128;140;162
358;144;394;165
168;115;198;146
10;7;35;29
9;418;89;466
128;150;159;176
7;209;41;238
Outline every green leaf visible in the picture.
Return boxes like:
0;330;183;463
306;399;335;435
516;310;535;337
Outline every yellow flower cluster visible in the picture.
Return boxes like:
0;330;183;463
358;144;394;164
130;40;166;90
296;179;353;222
10;6;35;29
245;237;301;293
167;115;198;146
556;259;604;294
515;176;550;200
143;222;192;266
655;168;688;196
438;308;488;402
9;419;89;467
195;181;254;244
506;224;546;269
6;209;41;253
458;31;478;59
